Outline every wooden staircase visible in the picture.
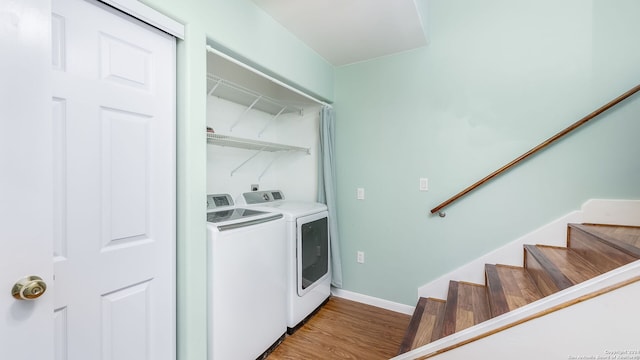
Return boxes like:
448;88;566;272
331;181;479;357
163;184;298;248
398;223;640;355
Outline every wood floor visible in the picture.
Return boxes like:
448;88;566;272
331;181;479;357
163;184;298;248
267;297;411;360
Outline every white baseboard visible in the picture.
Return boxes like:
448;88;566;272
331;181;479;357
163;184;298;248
331;287;415;315
417;198;640;299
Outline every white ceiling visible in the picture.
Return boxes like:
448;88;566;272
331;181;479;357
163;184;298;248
251;0;428;66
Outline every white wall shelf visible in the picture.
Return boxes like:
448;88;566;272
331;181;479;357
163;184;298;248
207;133;309;154
207;74;303;118
207;132;310;179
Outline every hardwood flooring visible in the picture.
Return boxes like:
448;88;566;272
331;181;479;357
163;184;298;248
266;297;411;360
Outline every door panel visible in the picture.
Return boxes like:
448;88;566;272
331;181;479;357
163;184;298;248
100;33;152;90
51;0;176;359
101;108;150;246
101;281;152;360
52;97;68;260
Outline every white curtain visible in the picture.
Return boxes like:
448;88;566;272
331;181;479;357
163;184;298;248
317;105;343;288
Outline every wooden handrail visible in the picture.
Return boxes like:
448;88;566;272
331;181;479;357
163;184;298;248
431;83;640;215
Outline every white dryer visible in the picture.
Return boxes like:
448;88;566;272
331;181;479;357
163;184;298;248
206;194;287;359
238;190;331;332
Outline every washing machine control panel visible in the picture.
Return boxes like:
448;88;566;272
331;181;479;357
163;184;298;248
206;193;234;210
241;190;285;204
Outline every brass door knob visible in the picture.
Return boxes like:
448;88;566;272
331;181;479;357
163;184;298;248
12;276;47;300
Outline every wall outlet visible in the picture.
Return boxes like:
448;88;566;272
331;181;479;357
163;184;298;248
251;184;259;191
357;251;365;264
356;188;365;200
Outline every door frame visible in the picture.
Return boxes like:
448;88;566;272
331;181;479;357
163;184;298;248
98;0;184;39
0;0;55;357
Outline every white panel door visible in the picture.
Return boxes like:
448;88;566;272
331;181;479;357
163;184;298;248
0;0;54;358
51;1;176;359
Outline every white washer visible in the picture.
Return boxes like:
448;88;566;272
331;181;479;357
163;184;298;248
238;190;331;332
206;194;287;359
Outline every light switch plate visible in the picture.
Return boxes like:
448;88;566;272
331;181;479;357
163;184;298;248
419;178;429;191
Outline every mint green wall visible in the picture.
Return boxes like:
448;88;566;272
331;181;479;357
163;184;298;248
334;0;640;305
137;1;333;360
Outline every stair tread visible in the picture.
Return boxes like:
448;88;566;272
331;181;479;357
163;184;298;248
486;264;543;317
579;224;640;248
485;264;509;317
410;298;446;349
442;281;490;337
398;297;446;354
526;244;602;290
571;223;640;258
538;245;603;283
525;244;570;295
398;297;427;354
568;224;638;272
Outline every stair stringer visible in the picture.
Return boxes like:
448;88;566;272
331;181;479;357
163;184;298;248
418;199;640;299
392;260;640;360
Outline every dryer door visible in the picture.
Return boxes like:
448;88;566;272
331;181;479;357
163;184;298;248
296;211;330;296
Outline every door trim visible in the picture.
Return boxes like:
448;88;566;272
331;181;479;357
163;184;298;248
98;0;184;38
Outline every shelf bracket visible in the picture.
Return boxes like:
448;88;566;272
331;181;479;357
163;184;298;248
258;106;287;137
230;95;262;132
208;78;222;96
230;146;267;177
258;152;284;181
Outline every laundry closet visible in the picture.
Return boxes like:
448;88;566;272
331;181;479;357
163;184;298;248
205;47;322;201
204;46;331;359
